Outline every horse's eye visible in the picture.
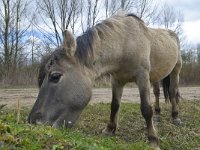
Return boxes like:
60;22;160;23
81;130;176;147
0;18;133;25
49;72;62;83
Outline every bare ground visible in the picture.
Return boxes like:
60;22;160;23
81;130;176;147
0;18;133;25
0;87;200;108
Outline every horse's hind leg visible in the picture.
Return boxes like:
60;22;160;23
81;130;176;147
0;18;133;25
137;71;159;149
169;59;182;125
102;78;124;135
153;82;161;122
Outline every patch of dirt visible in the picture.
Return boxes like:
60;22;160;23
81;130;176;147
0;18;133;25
0;87;200;108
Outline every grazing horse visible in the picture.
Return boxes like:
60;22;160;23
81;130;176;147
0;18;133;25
28;13;182;149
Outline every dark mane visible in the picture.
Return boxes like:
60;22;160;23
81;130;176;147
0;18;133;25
75;14;129;67
126;14;144;23
75;13;144;68
75;28;96;67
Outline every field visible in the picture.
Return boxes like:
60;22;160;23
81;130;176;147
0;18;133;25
0;87;200;149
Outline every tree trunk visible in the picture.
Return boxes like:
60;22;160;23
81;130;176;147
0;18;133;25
3;0;11;73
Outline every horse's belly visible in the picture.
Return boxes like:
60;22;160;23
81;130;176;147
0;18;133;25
150;51;178;82
150;67;174;82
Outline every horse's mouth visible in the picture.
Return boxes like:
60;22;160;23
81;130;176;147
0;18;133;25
52;120;74;128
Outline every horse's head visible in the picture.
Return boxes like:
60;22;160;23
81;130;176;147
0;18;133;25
28;30;92;128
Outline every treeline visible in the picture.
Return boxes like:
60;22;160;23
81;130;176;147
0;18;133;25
0;0;199;87
180;44;200;85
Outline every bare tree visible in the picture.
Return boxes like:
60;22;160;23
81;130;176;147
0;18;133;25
70;0;80;34
130;0;159;25
197;44;200;64
105;0;109;18
157;4;181;29
78;0;104;31
107;0;120;16
104;0;126;18
121;0;125;9
85;0;101;29
0;0;10;72
0;0;30;74
103;0;158;23
35;0;80;47
157;3;185;47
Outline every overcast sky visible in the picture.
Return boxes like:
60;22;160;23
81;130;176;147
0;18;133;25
166;0;200;45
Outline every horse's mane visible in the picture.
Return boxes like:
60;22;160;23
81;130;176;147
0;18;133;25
126;13;144;23
75;13;144;67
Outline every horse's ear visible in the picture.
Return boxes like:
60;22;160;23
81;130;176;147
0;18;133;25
63;30;76;56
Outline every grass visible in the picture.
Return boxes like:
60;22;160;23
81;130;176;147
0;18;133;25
0;100;200;150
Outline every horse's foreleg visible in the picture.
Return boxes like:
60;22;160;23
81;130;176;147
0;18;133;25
102;79;124;135
153;82;161;122
137;72;159;149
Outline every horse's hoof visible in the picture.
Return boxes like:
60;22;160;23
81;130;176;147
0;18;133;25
173;118;182;125
154;115;161;122
102;127;115;136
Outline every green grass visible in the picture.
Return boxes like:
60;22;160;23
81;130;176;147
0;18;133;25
0;100;200;150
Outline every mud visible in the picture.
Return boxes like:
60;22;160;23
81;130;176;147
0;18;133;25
0;87;200;108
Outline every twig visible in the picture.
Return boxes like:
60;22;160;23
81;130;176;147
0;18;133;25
16;99;21;124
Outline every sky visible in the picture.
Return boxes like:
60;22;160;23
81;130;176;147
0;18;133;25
166;0;200;46
1;0;199;47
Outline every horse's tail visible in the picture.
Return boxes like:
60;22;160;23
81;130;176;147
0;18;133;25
162;75;182;103
162;75;170;103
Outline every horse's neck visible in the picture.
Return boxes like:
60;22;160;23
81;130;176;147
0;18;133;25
76;29;124;80
88;40;120;80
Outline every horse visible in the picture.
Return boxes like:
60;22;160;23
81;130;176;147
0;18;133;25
28;13;182;149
